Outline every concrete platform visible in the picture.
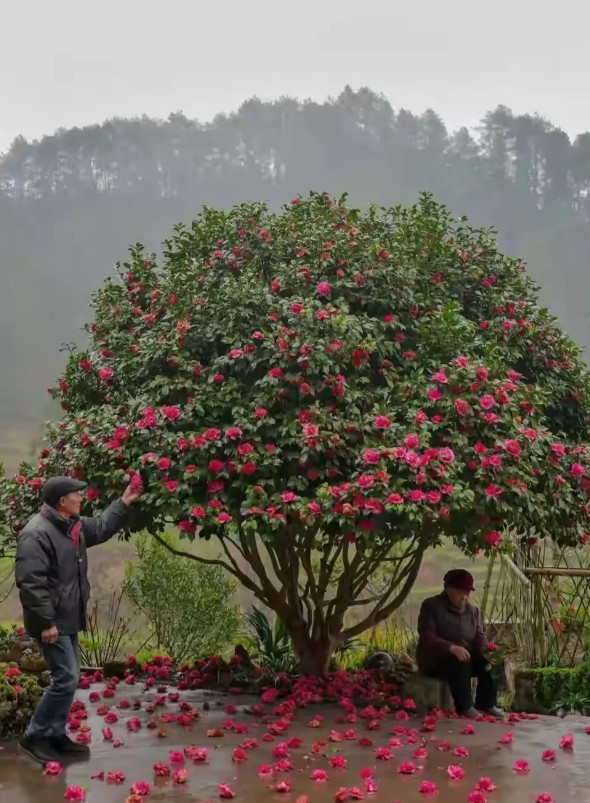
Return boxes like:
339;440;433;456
0;683;587;801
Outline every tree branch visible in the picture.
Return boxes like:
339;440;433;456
341;540;427;640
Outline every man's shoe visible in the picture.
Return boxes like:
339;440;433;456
50;734;90;756
459;707;480;718
480;706;505;718
18;735;61;764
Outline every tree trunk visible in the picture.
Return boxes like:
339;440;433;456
290;631;336;676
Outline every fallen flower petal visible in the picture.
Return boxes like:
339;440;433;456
129;781;152;795
64;788;86;801
311;769;328;781
512;759;530;773
172;768;189;784
476;777;496;791
419;780;438;795
447;765;465;780
44;761;63;775
560;733;574;750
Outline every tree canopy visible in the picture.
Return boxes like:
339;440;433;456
2;191;590;672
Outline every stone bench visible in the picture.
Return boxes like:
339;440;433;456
401;674;454;714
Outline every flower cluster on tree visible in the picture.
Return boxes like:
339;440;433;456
2;192;590;672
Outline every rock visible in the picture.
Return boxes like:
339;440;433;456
364;652;395;672
234;644;254;671
103;660;128;679
401;674;454;714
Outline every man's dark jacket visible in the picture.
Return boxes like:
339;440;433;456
416;592;488;673
15;500;130;638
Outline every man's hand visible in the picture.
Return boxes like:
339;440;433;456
41;625;58;644
449;644;471;662
122;476;144;506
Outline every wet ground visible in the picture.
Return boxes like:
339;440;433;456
0;684;586;802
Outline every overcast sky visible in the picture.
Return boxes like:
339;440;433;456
2;0;589;151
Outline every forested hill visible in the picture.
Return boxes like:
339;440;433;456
2;86;590;448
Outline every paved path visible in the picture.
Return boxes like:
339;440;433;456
0;685;586;801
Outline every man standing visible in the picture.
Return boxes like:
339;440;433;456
416;569;503;718
15;475;143;763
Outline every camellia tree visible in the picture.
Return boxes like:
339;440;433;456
3;192;590;673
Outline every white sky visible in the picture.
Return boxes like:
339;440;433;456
2;0;589;150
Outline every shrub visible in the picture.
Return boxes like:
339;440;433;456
0;663;44;739
124;533;240;665
4;192;590;673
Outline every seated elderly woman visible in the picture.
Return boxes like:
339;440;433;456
416;569;503;718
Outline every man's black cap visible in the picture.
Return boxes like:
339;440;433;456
41;476;88;508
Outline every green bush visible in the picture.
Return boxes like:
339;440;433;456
515;664;590;713
0;663;44;740
124;533;240;665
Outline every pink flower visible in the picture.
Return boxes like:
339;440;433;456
453;746;469;757
570;463;585;478
438;447;455;464
330;754;348;769
359;768;373;780
153;763;170;776
468;792;487;803
106;771;125;783
317;281;332;296
542;749;556;762
476;777;496;791
397;761;416;774
484;484;502;497
447;765;465;780
375;747;392;760
536;795;554;803
281;491;299;503
275;780;291;793
479;394;495;410
219;783;236;798
310;769;328;781
485;530;501;547
98;366;113;382
460;723;476;735
498;731;513;744
374;414;391;429
348;787;365;800
257;764;273;778
130;781;152;795
512;759;530;773
454;399;470;416
43;761;63;775
560;732;574;749
431;370;448;384
419;780;438;795
64;788;86;801
172;769;189;784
